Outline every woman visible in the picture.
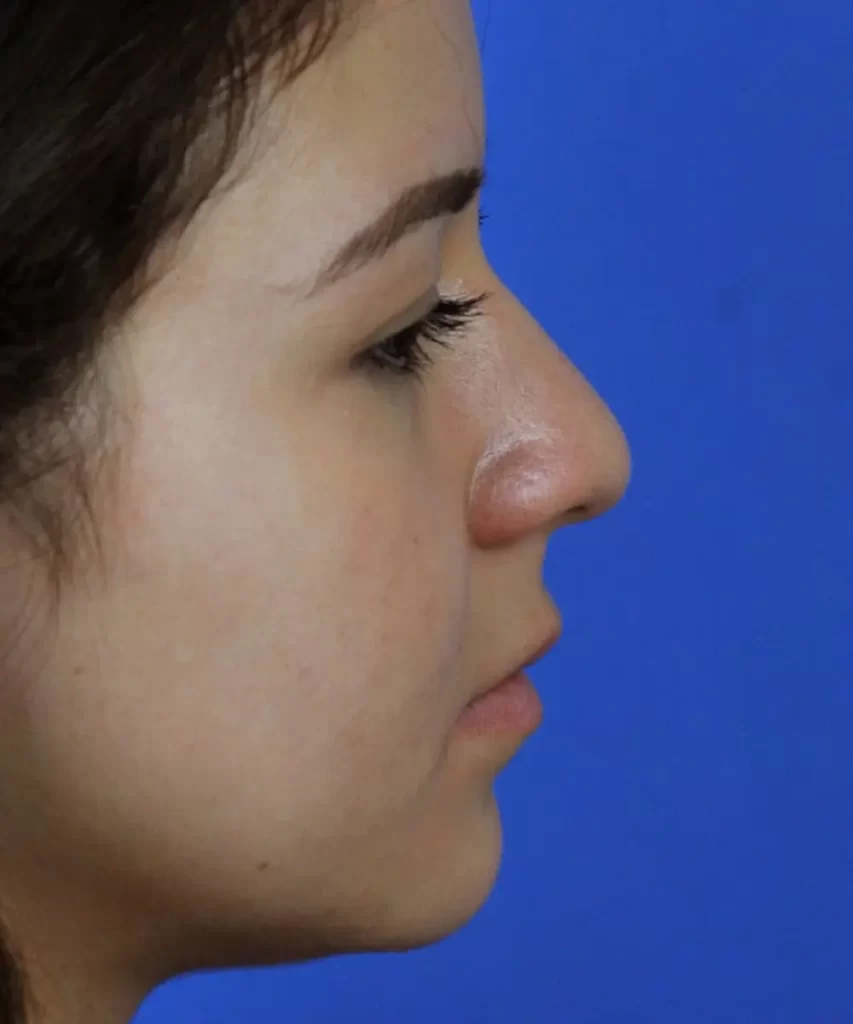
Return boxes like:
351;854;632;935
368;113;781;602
0;1;632;1021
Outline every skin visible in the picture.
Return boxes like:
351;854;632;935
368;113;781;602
0;1;631;1021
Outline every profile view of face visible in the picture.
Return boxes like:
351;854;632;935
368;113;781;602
0;0;631;1018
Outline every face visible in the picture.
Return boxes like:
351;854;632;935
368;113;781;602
0;0;630;1014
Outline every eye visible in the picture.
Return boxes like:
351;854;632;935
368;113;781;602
355;291;488;384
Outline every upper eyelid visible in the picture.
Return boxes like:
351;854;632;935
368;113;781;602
381;291;486;342
365;205;490;347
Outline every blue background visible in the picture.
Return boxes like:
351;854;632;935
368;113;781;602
137;1;852;1021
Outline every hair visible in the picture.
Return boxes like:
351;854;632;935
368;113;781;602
0;1;341;1019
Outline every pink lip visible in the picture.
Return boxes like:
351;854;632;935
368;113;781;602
524;629;561;670
470;626;562;706
454;625;560;739
456;670;543;737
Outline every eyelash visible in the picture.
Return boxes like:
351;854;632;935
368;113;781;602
357;291;488;383
355;206;490;384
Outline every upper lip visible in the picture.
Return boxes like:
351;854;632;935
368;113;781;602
470;622;562;704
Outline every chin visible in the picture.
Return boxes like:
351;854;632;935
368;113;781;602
341;791;506;955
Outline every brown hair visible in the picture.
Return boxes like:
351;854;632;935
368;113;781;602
0;2;340;1019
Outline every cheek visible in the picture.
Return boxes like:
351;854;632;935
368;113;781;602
32;393;470;895
287;434;470;773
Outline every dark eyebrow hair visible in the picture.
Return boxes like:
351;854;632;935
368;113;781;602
307;166;485;295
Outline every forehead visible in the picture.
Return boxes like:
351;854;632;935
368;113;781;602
282;0;484;175
196;0;484;287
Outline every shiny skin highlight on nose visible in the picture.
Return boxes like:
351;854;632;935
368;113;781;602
460;282;632;549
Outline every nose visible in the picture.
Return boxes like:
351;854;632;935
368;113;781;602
466;288;632;549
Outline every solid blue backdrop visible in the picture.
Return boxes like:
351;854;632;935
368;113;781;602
137;2;853;1021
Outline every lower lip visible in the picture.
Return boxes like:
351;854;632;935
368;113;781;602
455;671;543;737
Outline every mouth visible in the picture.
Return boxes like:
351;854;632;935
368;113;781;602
467;624;562;707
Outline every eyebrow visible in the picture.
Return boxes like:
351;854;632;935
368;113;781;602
307;166;486;296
